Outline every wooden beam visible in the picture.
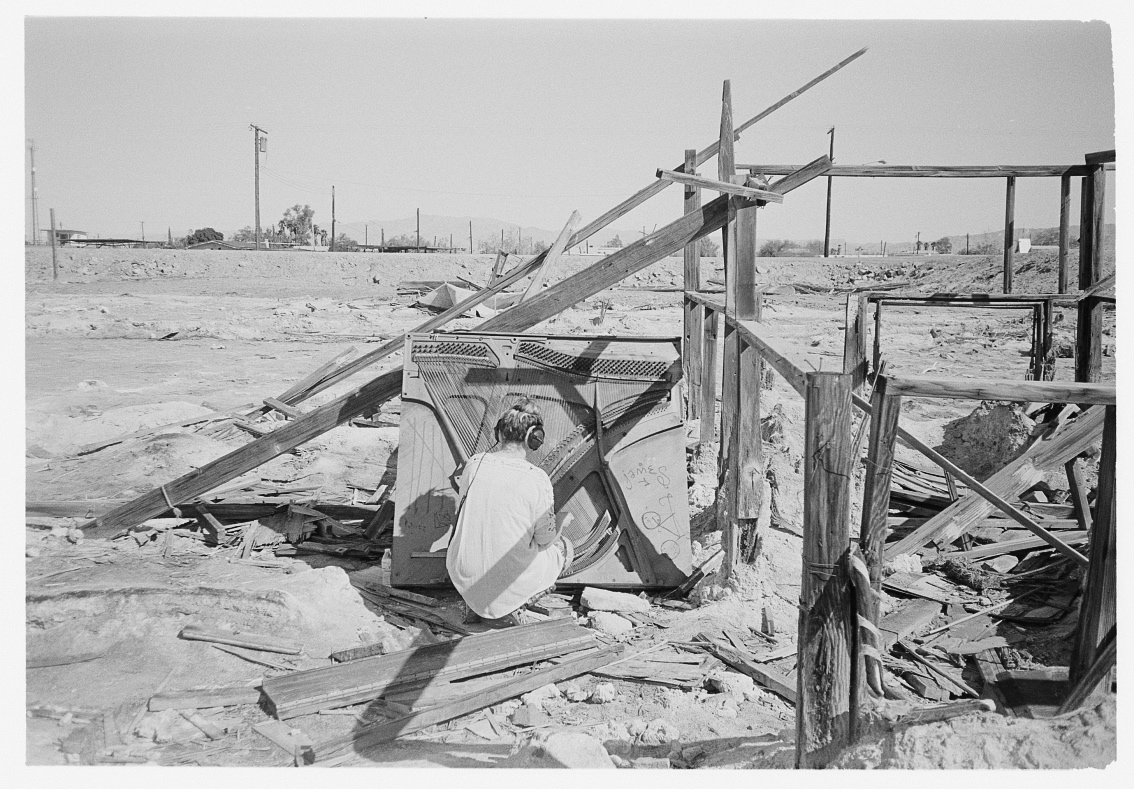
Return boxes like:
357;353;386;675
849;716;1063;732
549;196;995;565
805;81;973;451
947;531;1087;561
263;397;301;419
730;318;808;397
1070;406;1116;683
883;376;1115;405
521;210;581;302
1064;458;1094;532
1084;149;1116;165
698;306;720;448
1058;174;1072;294
314;644;625;764
738;164;1094;178
657;169;784;202
1059;626;1115;714
1076;296;1105;384
883;405;1104;563
797;372;856;767
1078;174;1092;288
1003;176;1016;294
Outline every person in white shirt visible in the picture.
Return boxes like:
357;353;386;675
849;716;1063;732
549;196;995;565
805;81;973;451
446;398;574;626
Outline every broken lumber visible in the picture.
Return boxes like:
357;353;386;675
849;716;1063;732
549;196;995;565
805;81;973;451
314;643;625;764
149;686;263;711
350;579;441;608
895;640;978;698
695;632;797;703
254;720;314;765
1058;625;1115;714
180;710;226;740
879;600;941;650
883;405;1103;563
898;698;996;725
656;168;785;202
263;397;301;419
261;619;596;719
179;625;302;655
948;531;1087;561
84;157;830;538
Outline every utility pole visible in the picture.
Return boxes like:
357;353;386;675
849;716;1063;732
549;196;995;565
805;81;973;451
28;139;39;245
966;233;970;255
250;124;268;249
416;208;421;249
140;221;145;244
331;186;335;251
469;221;473;253
365;225;368;246
49;208;57;280
823;127;835;257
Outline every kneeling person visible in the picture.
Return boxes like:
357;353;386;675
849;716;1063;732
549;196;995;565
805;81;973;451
446;398;573;624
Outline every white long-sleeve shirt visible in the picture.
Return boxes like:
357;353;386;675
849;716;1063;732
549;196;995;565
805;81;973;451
445;452;566;619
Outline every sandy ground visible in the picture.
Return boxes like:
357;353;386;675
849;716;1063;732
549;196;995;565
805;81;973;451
24;245;1116;768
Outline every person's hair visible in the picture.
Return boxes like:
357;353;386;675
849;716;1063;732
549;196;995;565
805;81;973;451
496;397;542;444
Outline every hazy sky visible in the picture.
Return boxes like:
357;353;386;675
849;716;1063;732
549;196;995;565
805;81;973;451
24;14;1117;246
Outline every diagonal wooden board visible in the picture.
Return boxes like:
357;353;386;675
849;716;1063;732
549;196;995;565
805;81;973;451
84;158;831;537
884;406;1104;559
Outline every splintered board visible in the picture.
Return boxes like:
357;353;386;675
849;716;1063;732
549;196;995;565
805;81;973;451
260;618;596;719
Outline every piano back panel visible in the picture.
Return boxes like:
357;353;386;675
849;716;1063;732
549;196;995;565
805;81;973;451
393;332;691;589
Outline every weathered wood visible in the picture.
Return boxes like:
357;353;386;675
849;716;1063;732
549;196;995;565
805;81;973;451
797;372;856;767
842;293;868;390
180;624;302;655
521;210;581;302
1059;625;1115;714
149;686;262;711
683;298;704;419
657;168;783;202
947;531;1087;561
698;633;796;703
734;190;760;321
858;378;901;623
884;376;1115;405
314;644;625;764
731;318;808;396
1078;174;1092;286
1058;174;1072;294
1084;149;1115;165
1070;405;1116;683
699;307;720;447
737;340;764;521
1003;176;1016;293
1075;296;1104;383
1089;163;1106;286
739;164;1095;178
880;600;942;650
718;324;740;574
264;397;301;419
900;698;996;725
884;406;1104;562
1064;458;1093;532
683;148;701;291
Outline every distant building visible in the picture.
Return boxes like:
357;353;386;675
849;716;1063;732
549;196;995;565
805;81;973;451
46;228;87;246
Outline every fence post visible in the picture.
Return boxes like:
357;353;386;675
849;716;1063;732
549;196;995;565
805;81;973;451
698;307;719;451
1057;174;1071;294
1002;176;1016;293
735;201;764;563
796;371;856;768
683;296;704;420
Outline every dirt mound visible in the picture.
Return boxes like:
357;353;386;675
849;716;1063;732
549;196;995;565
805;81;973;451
937;401;1037;481
27;400;214;457
829;697;1116;769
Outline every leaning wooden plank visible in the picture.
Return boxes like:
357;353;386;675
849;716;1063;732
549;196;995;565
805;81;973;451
261;619;594;719
521;210;581;302
86;159;828;538
350;579;441;608
149;686;263;711
263;397;301;419
884;406;1103;563
895;640;978;698
948;532;1087;561
313;644;625;764
179;624;302;655
884;376;1115;406
696;633;797;703
656;169;784;202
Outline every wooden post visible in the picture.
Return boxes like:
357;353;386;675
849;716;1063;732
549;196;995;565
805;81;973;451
1002;176;1016;293
1058;174;1071;293
1075;162;1106;383
683;148;701;290
1089;164;1106;286
698;307;719;449
796;371;856;768
49;207;57;280
716;79;740;576
1070;405;1116;683
856;376;901;703
683;297;704;420
842;293;868;390
1040;298;1055;381
1078;174;1092;285
735;199;763;563
871;300;883;374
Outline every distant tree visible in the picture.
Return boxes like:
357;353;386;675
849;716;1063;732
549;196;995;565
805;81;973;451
188;227;224;244
280;204;315;243
532;239;549;254
758;239;791;257
232;226;256;243
700;236;720;257
334;232;357;250
933;236;952;254
802;239;824;256
606;235;623;248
